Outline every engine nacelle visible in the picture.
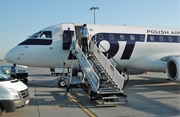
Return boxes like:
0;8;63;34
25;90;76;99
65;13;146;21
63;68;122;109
166;56;180;81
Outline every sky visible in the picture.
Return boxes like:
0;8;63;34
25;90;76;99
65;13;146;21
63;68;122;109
0;0;179;59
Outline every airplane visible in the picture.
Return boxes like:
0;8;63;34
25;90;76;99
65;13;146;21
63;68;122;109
4;23;180;81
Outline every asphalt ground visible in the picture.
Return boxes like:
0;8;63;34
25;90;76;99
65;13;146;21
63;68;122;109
1;67;180;117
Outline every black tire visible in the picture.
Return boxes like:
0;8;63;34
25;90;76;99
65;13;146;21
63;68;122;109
58;80;66;87
23;78;28;84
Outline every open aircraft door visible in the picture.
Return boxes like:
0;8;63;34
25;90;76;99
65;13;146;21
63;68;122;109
60;23;75;50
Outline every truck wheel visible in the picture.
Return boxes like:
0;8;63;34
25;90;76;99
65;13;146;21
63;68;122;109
58;80;66;87
23;78;28;84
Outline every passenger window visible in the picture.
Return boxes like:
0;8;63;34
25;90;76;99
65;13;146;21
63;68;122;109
140;35;145;41
168;36;173;42
98;34;104;39
159;36;164;41
150;36;154;41
177;37;180;42
120;35;125;40
130;35;135;40
109;34;114;40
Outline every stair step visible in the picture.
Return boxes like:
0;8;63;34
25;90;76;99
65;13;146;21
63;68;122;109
99;87;119;90
101;79;113;82
99;89;119;92
96;99;127;105
99;91;121;94
103;101;127;105
102;96;122;99
99;87;118;90
100;85;116;88
100;78;111;81
101;84;115;86
101;95;128;105
100;82;115;85
100;76;110;80
99;88;119;91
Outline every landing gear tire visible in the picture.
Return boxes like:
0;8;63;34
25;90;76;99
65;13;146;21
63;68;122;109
58;80;66;87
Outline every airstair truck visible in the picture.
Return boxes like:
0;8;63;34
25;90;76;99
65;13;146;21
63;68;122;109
0;67;30;116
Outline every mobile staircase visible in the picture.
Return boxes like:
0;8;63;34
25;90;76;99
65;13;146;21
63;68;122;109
70;38;127;105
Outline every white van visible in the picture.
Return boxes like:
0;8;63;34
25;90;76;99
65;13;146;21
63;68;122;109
0;67;30;116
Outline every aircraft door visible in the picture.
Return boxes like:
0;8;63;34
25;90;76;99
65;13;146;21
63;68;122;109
62;30;74;50
60;23;75;50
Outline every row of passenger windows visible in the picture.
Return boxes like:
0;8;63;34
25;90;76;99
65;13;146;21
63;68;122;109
98;34;145;41
97;34;180;42
149;35;180;42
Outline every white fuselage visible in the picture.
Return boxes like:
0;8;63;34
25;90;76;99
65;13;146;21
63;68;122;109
5;23;180;74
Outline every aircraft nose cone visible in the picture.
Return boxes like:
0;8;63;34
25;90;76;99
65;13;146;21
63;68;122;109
5;50;14;63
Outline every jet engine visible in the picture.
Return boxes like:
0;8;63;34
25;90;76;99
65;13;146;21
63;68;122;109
166;56;180;81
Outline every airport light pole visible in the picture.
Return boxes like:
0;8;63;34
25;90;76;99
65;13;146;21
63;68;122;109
90;7;99;24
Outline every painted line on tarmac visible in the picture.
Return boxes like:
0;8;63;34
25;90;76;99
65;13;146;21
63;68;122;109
67;93;97;117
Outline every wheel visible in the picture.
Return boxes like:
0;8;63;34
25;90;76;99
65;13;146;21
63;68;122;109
20;78;28;84
58;80;66;87
23;78;28;84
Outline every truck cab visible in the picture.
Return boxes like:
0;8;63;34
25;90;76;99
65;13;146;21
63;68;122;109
0;67;30;116
0;64;28;84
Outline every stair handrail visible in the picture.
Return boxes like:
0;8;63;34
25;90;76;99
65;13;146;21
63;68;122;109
90;40;124;92
90;39;129;90
71;40;100;93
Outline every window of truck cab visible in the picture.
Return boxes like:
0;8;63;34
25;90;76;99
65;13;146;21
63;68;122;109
0;68;12;81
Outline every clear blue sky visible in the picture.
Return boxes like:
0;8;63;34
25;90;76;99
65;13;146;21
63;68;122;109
0;0;179;59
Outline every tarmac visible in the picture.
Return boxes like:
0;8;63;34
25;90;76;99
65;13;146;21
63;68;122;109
2;67;180;117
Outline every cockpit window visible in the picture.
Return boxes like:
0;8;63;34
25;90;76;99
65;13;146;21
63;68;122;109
40;31;52;38
29;31;52;38
30;31;42;38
